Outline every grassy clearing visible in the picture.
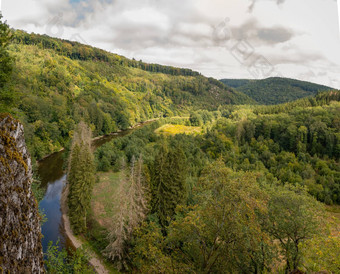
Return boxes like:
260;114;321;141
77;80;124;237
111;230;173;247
91;171;121;229
155;124;202;136
83;171;123;273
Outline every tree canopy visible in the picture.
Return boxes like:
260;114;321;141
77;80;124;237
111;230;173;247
0;13;14;109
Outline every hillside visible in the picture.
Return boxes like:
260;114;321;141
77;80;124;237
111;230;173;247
220;77;333;105
1;30;252;159
1;18;339;273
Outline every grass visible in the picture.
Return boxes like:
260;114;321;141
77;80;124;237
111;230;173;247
83;171;123;273
91;171;121;229
155;124;202;136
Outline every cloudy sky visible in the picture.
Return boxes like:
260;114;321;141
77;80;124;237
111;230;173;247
2;0;340;88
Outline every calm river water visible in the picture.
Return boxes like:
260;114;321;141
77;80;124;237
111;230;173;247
37;124;146;252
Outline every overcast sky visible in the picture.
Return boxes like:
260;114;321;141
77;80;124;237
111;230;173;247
2;0;340;88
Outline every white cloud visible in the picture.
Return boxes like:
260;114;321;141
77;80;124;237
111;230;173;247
2;0;340;88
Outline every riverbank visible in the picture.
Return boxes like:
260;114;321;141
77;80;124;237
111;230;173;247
61;185;110;274
58;119;160;273
38;147;65;162
38;118;159;164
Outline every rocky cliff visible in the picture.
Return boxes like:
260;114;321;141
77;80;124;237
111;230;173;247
0;114;44;273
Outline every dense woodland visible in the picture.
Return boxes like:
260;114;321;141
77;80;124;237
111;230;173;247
221;77;332;105
88;93;340;272
94;94;340;204
1;16;339;273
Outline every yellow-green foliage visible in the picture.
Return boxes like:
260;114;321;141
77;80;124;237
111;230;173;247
301;206;340;273
3;30;254;160
155;124;202;136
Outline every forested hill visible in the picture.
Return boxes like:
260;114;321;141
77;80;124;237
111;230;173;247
1;30;252;159
220;77;333;105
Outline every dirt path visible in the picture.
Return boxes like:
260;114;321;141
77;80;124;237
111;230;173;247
61;185;109;274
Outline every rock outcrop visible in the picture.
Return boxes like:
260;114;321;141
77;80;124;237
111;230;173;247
0;114;44;273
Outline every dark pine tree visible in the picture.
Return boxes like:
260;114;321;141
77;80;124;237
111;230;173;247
67;122;95;234
150;143;187;229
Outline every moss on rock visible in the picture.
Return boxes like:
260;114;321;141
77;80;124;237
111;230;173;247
0;114;44;273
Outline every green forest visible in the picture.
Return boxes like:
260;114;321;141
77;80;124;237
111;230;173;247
0;28;252;160
0;16;339;274
68;90;339;273
220;77;332;105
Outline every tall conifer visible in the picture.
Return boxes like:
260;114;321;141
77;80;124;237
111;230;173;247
67;122;95;234
150;143;187;228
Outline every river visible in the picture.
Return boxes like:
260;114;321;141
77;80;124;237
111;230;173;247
37;124;147;252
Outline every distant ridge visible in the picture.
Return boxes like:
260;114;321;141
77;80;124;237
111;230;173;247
220;77;334;105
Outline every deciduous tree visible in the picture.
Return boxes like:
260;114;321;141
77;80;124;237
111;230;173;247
167;160;273;273
262;185;323;272
0;13;14;110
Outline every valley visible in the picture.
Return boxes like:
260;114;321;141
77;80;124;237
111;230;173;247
0;19;339;273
